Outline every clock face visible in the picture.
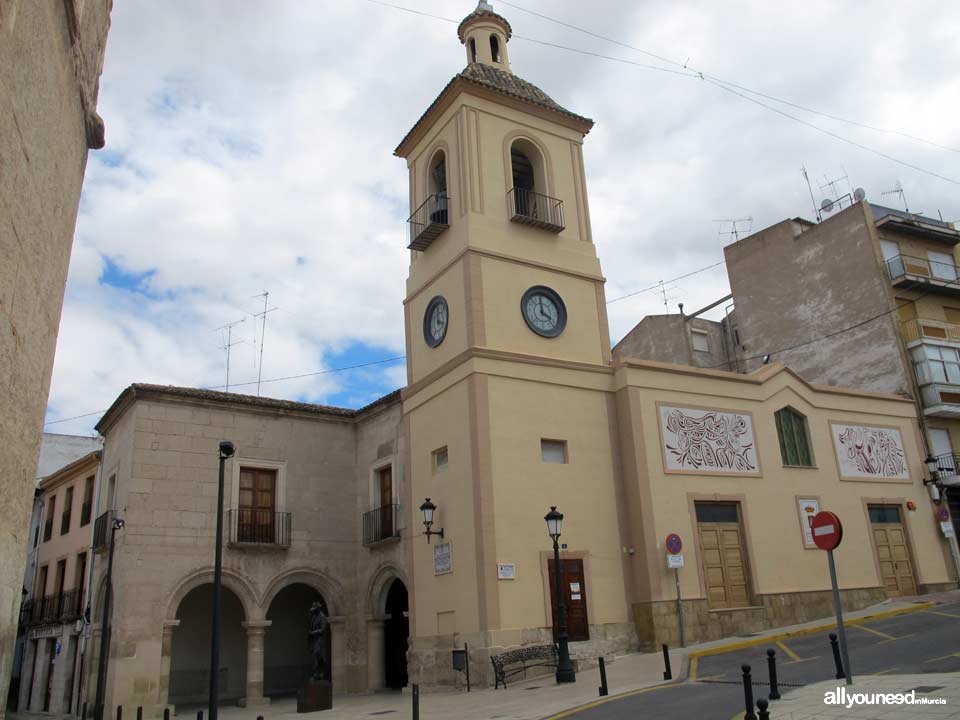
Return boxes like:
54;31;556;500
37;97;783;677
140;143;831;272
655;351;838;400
423;296;449;348
521;286;567;338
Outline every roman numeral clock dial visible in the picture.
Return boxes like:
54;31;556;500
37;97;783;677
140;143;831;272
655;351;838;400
521;286;567;338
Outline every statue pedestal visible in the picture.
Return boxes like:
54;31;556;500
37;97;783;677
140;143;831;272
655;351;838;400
297;679;332;713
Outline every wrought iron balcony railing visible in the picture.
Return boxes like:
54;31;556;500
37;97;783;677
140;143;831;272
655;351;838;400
407;193;450;251
886;254;960;294
901;318;960;344
362;504;401;546
23;589;84;627
935;452;960;479
92;510;113;552
508;187;565;233
227;509;291;547
80;500;92;527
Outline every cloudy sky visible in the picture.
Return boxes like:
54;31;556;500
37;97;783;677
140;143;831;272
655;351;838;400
45;0;960;435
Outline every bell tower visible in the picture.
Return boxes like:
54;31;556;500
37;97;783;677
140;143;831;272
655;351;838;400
397;2;632;687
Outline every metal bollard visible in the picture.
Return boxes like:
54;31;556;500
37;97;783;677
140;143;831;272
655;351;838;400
196;711;203;720
137;707;143;720
163;710;170;720
829;633;844;680
257;716;263;720
766;648;781;701
412;683;420;720
741;664;757;720
662;644;672;680
757;698;770;720
598;656;608;697
82;702;88;720
117;706;123;720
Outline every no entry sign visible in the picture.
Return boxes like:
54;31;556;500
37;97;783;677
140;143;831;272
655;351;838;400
811;511;843;551
665;533;683;554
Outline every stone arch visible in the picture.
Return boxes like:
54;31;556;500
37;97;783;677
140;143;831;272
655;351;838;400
501;129;555;199
164;567;260;623
260;567;345;617
367;562;408;618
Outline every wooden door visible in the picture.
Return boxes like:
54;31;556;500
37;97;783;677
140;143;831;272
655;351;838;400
696;503;751;609
870;505;917;597
239;468;276;542
547;558;589;642
378;466;393;537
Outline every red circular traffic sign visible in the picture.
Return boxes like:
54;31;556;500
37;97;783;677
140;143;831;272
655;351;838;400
811;511;843;551
665;533;683;554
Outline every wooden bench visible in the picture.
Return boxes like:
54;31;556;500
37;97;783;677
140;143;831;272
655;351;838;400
490;644;558;688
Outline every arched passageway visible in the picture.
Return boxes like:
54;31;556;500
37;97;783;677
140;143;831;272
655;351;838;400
264;584;328;697
169;585;247;707
384;579;408;689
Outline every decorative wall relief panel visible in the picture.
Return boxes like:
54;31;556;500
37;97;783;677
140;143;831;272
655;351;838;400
830;423;910;480
659;405;759;475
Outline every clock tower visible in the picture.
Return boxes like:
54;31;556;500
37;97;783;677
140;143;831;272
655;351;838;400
397;1;633;685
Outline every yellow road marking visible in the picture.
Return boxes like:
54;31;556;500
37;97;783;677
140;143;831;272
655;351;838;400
852;624;899;641
925;610;960;619
924;652;960;664
775;640;802;662
686;602;933;662
783;656;819;665
871;667;898;675
695;673;725;681
539;681;680;720
689;654;698;681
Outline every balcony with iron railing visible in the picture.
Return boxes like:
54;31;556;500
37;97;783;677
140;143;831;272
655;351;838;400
362;504;401;546
935;452;960;479
227;509;291;548
21;589;84;627
885;254;960;296
508;187;565;233
92;510;113;552
407;193;450;251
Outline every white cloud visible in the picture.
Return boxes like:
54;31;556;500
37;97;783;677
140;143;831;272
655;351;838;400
46;0;960;434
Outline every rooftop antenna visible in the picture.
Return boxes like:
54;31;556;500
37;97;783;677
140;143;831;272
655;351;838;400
214;318;246;393
801;166;821;222
819;171;849;202
657;280;678;313
714;217;753;243
882;180;910;213
252;291;279;397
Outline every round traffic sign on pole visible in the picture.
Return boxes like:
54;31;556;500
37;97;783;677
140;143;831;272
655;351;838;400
811;511;843;551
665;533;683;554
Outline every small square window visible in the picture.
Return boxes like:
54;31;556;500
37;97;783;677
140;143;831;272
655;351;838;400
541;439;568;464
691;330;709;353
433;446;448;473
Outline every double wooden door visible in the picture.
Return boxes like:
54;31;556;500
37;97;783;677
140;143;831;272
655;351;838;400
695;502;751;609
547;558;589;642
869;505;917;597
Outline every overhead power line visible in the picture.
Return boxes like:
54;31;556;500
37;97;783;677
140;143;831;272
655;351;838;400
605;259;727;305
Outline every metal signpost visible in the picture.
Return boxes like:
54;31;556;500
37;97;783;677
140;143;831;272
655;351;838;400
665;533;685;647
811;511;851;685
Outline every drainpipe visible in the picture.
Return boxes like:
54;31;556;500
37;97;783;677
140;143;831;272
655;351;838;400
79;444;106;715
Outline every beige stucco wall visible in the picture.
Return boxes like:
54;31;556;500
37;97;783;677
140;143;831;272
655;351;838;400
86;391;406;715
615;361;955;616
0;2;111;715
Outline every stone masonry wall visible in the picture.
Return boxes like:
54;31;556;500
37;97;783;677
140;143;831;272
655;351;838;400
0;2;111;716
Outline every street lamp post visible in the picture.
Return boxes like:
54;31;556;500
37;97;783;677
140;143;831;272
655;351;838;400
545;506;576;684
209;440;235;720
93;517;124;720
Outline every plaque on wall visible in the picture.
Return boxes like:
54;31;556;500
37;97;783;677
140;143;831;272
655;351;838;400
797;497;821;548
658;404;760;475
434;542;453;575
830;422;909;481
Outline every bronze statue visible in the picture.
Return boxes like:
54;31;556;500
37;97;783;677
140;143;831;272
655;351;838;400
307;601;329;682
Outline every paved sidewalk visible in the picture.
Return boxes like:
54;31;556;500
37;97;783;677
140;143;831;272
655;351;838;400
763;673;959;719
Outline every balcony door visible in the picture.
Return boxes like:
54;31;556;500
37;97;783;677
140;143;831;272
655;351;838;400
929;250;957;281
378;466;393;538
881;240;902;276
239;468;276;543
930;428;955;477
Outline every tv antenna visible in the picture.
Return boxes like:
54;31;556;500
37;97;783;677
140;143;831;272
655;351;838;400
714;217;753;243
882;180;910;213
657;280;679;313
801;166;821;222
253;291;279;396
819;171;849;201
214;318;246;393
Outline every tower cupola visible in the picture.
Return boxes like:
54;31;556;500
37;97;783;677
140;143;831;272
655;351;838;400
457;1;512;73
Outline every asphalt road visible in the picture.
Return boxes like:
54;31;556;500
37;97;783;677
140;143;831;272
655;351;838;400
554;602;960;720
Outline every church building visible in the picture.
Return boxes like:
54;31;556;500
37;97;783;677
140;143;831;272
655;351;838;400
74;2;956;714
